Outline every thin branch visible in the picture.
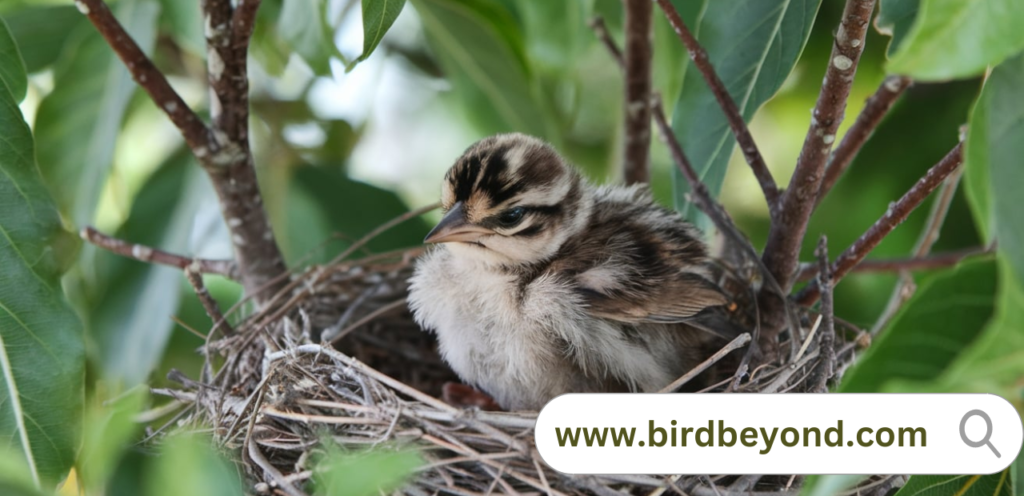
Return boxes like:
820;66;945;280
653;0;779;210
589;17;624;68
870;166;965;335
762;0;877;290
185;266;236;337
76;0;213;154
81;226;239;279
796;142;964;305
816;76;912;206
658;333;750;393
811;236;835;392
794;246;988;282
652;95;799;349
623;0;653;184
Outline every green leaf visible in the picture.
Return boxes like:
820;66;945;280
875;0;920;56
964;52;1024;282
886;0;1024;80
516;0;591;73
147;433;243;496
670;0;823;220
652;0;697;108
348;0;407;70
0;34;85;487
839;259;997;393
411;0;551;137
895;470;1012;496
156;0;204;56
0;449;53;496
33;0;160;226
79;387;146;494
799;475;867;496
314;447;419;496
0;17;26;103
283;166;429;265
89;151;210;385
280;0;334;75
1;6;85;74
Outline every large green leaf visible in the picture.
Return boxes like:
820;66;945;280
0;17;25;103
0;24;84;488
412;0;551;137
147;433;243;496
280;0;334;75
875;0;920;56
670;0;822;219
88;151;209;385
348;0;407;70
79;388;146;494
895;471;1012;496
313;445;419;496
1;6;85;74
839;259;997;393
283;166;429;265
887;0;1024;80
33;0;160;226
964;52;1024;281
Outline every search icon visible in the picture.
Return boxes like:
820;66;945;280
960;409;1001;458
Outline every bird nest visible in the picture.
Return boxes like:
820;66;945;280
153;243;883;496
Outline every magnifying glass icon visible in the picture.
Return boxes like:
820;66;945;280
960;409;1001;458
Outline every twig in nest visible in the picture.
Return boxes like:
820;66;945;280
796;142;964;305
623;0;654;185
329;202;441;265
658;333;751;392
185;265;236;337
589;17;624;68
762;0;878;289
817;76;913;206
327;298;408;345
248;440;306;496
812;236;836;392
653;0;779;211
870;165;965;335
81;226;238;279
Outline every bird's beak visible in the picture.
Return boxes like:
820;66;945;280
424;202;493;244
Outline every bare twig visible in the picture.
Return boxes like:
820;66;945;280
81;226;239;279
185;265;236;337
762;0;877;290
653;0;779;210
589;17;624;68
870;166;965;334
658;333;750;392
327;298;408;345
817;76;912;205
794;246;988;282
623;0;653;184
812;236;835;392
796;142;964;305
248;440;306;496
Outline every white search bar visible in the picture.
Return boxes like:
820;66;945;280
534;394;1022;474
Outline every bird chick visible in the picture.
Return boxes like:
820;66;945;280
408;134;744;411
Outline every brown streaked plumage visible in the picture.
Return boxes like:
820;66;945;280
409;133;747;411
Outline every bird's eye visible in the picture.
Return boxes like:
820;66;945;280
496;207;526;228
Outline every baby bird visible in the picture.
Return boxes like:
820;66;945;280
408;134;744;411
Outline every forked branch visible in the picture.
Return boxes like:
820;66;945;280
762;0;877;290
654;0;780;211
81;226;239;279
77;0;287;300
796;143;964;305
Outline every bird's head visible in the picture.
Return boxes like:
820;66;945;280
426;133;591;266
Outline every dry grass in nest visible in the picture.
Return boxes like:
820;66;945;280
152;239;881;496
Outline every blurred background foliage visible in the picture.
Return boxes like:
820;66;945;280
0;0;1022;493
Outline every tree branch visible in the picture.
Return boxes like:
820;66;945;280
77;0;214;155
653;0;779;211
623;0;653;185
589;17;624;68
795;246;987;282
185;266;236;337
817;76;912;206
795;142;964;305
78;0;288;300
762;0;877;290
81;226;239;279
811;236;835;393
